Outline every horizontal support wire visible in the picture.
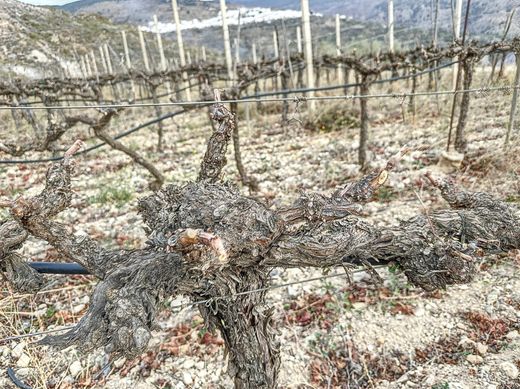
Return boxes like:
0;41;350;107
0;60;459;164
0;84;516;111
0;109;186;164
0;265;385;345
0;57;488;110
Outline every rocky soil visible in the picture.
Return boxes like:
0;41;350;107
0;68;519;388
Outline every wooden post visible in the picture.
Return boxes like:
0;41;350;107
452;0;463;90
504;52;520;147
138;27;151;72
202;46;207;62
84;54;92;77
301;0;315;112
453;0;463;41
430;0;440;99
220;0;234;82
335;14;344;84
296;26;304;88
89;50;99;82
121;31;132;70
296;26;303;54
80;56;88;79
252;43;257;64
99;46;108;74
388;0;394;53
121;31;136;100
252;43;261;110
171;0;191;100
497;8;516;81
273;30;279;60
103;43;114;74
153;15;168;72
281;18;295;89
273;29;281;91
432;0;439;48
359;76;370;168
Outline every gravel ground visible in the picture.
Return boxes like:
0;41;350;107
1;71;519;388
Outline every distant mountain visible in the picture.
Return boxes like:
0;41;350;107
59;0;520;41
0;0;178;79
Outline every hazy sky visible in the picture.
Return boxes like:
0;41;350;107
18;0;76;5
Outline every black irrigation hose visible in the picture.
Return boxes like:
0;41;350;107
0;109;186;165
7;368;32;389
28;262;89;275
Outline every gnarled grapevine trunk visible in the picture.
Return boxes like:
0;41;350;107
198;269;280;389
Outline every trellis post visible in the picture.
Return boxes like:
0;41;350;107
138;27;151;73
90;50;100;83
153;15;168;72
504;52;520;147
452;0;463;90
121;31;136;100
301;0;315;112
336;14;344;84
388;0;394;53
171;0;191;100
220;0;234;83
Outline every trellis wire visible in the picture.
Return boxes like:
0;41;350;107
0;84;517;111
0;265;386;345
0;109;185;165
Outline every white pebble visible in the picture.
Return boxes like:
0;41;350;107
69;360;83;378
11;342;26;359
16;353;31;368
476;342;488;355
499;362;519;379
182;371;194;385
466;354;483;364
183;359;195;369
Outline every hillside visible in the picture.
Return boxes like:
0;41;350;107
0;0;180;79
60;0;520;41
57;0;438;64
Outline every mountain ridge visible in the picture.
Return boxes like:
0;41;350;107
58;0;520;40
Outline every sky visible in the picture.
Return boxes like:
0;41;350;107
18;0;76;5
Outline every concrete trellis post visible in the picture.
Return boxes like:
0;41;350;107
452;0;463;89
296;26;304;88
99;46;108;74
301;0;315;112
296;26;303;54
80;56;88;79
84;55;92;78
153;15;168;72
202;46;207;62
220;0;234;82
504;52;520;147
273;29;281;91
138;27;151;73
336;14;344;84
90;50;100;82
388;0;394;53
252;43;257;64
171;0;191;100
103;44;114;75
121;31;132;70
121;31;136;100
